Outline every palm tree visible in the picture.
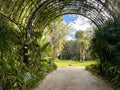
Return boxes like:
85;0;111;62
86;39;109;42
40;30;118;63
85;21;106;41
75;30;89;62
75;30;84;39
79;39;89;62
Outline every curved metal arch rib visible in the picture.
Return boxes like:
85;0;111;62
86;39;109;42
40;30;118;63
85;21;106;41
0;0;115;30
44;13;100;30
0;13;25;31
26;0;113;31
32;6;104;29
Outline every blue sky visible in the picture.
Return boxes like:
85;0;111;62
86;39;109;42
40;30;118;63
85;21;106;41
62;14;91;40
63;14;78;23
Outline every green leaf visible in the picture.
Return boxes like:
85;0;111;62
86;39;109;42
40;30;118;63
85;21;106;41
40;42;50;52
13;82;18;87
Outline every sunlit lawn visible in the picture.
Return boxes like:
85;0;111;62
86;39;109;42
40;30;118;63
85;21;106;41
54;60;96;67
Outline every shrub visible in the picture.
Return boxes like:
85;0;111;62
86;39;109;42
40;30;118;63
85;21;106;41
90;19;120;88
0;15;57;90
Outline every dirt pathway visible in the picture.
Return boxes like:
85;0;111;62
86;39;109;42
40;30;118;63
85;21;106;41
33;67;113;90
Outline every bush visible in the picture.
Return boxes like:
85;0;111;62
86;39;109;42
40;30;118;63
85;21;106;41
0;15;57;90
86;63;100;75
90;19;120;88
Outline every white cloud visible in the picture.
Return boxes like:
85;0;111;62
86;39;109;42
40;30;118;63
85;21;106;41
69;16;91;31
65;15;93;41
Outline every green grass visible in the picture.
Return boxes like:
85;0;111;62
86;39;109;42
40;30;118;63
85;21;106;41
54;60;96;67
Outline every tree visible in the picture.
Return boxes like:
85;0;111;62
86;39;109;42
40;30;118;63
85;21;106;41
75;30;89;62
91;20;120;65
79;39;89;62
75;30;84;39
59;29;93;61
59;40;79;60
45;17;72;60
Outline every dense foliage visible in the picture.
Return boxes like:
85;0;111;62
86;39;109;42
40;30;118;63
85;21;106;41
90;19;120;88
45;18;72;60
60;30;92;61
0;0;120;89
0;15;57;90
59;40;80;60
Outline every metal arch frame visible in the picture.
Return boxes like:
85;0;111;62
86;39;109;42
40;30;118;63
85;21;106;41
96;0;117;19
28;2;107;27
0;0;36;27
43;13;100;30
0;0;118;64
29;2;109;30
0;0;115;41
26;0;113;31
0;13;25;32
0;0;115;31
25;0;113;42
24;0;53;42
33;9;101;29
26;0;53;30
24;0;114;44
35;11;101;29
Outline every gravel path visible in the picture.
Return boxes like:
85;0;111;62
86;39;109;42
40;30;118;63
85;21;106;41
33;67;113;90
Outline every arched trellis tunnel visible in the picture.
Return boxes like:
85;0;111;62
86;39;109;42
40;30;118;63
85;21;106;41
0;0;120;63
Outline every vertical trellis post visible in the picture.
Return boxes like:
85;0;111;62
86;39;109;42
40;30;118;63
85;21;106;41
23;42;29;64
23;28;29;64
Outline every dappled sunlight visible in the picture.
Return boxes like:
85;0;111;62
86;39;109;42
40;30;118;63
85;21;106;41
54;60;96;67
